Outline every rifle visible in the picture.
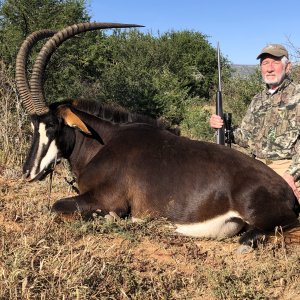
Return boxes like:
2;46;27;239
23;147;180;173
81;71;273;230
216;42;225;145
223;112;234;147
216;43;234;147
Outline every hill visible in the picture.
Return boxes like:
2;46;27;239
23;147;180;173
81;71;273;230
231;64;258;77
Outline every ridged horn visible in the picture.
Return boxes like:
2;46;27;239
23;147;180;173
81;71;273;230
15;30;57;115
29;22;144;115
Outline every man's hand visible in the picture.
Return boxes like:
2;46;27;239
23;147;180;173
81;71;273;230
282;172;300;202
209;114;223;129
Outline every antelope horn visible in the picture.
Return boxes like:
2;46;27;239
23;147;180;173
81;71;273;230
29;22;144;115
15;30;57;115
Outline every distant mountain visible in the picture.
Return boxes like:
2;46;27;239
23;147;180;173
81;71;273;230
230;64;258;77
231;62;300;78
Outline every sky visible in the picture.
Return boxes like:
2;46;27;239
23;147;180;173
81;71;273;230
87;0;300;65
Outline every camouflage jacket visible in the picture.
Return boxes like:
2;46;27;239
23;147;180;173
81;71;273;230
234;78;300;180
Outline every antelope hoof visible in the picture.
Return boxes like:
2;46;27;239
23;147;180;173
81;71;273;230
51;199;81;215
104;211;121;222
236;244;254;255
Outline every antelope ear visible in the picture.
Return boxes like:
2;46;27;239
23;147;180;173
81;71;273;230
57;105;91;135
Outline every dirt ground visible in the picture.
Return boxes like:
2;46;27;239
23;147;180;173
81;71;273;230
0;166;300;299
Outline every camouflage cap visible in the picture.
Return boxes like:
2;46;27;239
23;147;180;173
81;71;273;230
256;44;289;60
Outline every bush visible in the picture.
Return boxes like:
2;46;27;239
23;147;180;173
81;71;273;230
180;104;215;141
221;68;262;126
0;60;30;166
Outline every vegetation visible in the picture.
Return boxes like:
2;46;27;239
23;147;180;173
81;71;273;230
0;1;299;298
0;172;299;299
0;0;264;166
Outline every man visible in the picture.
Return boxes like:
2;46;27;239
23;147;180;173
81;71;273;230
210;44;300;201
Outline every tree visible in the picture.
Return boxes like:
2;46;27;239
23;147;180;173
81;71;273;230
0;0;105;104
0;0;233;133
0;0;89;64
93;29;231;123
222;69;262;126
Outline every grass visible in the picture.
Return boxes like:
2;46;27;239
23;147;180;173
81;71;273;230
0;165;300;299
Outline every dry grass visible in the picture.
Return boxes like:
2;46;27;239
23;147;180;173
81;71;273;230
0;61;30;167
0;165;300;300
0;59;300;299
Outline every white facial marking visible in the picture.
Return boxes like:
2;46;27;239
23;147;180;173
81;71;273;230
29;122;58;179
39;140;59;171
175;211;245;239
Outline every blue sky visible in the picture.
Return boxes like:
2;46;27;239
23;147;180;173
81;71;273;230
87;0;300;65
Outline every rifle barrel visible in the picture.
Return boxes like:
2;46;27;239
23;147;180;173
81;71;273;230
216;43;225;145
217;42;222;92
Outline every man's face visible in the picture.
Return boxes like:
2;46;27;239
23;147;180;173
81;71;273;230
260;55;291;88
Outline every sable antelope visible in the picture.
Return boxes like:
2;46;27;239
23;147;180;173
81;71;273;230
16;22;299;250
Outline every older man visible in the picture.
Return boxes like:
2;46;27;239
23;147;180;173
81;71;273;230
210;44;300;201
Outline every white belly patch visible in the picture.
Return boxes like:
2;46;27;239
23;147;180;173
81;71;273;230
175;211;245;239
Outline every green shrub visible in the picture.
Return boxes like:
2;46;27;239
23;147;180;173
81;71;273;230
180;104;215;141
